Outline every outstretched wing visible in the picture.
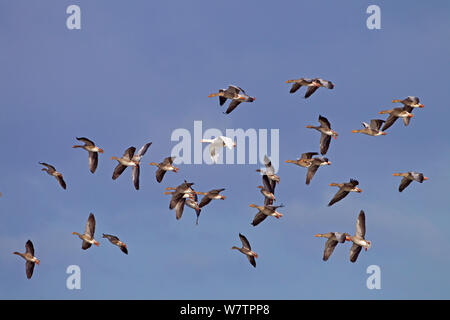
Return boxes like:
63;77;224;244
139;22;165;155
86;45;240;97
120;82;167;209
88;151;98;174
26;261;35;279
136;142;152;158
56;175;67;190
350;243;362;263
320;134;331;155
306;165;320;185
251;212;267;226
225;100;242;114
84;213;96;240
39;162;56;172
328;189;349;206
290;83;302;93
382;114;398;131
132;165;140;190
356;210;366;238
76;137;95;146
323;238;338;261
239;233;252;250
199;196;212;208
304;85;319;98
25;240;34;256
112;163;127;180
123;147;136;161
155;168;167;183
399;177;412;192
370;119;385;131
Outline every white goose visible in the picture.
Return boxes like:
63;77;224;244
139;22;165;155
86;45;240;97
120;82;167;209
200;136;236;163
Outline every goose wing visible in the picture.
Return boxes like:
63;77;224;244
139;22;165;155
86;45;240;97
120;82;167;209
320;134;331;155
136;142;152;158
39;162;56;172
370;119;385;131
76;137;95;146
175;198;186;220
239;233;252;250
304;85;319;98
399;177;413;192
199;196;212;208
26;261;35;279
251;212;267;226
132;165;140;190
88;151;98;173
25;240;34;256
122;147;136;161
247;255;256;268
224;100;241;114
356;210;366;238
112;163;127;180
318;115;331;129
323;238;338;261
155;168;167;183
290;83;302;93
84;213;96;240
382;114;398;131
306;164;320;185
350;243;362;263
56;175;67;190
328;188;349;206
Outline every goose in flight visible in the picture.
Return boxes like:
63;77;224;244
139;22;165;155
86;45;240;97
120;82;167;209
231;233;258;268
306;115;338;155
39;162;67;190
250;204;284;226
392;96;424;108
286;77;334;98
315;232;349;261
13;240;40;279
257;185;276;204
328;179;362;207
72;213;99;250
256;155;280;196
201;136;236;163
196;188;226;208
72;137;104;173
286;153;330;185
111;146;141;190
378;107;413;131
166;181;195;220
164;188;201;224
208;85;255;114
285;152;318;168
149;156;178;183
351;119;387;136
346;210;371;263
103;234;128;255
393;172;428;192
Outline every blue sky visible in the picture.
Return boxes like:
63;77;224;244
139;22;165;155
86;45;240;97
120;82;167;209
1;0;449;299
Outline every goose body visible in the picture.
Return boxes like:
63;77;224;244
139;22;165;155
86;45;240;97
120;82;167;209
39;162;67;189
379;107;413;131
149;156;178;183
393;171;428;192
103;234;128;254
328;179;362;206
315;232;349;261
250;204;284;226
286;77;334;98
111;146;142;190
352;119;387;136
346;210;371;263
72;137;104;173
13;240;40;279
72;213;99;250
208;85;255;114
306;115;338;155
231;233;258;268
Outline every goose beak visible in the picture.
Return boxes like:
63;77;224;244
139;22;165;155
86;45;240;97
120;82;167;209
419;104;424;108
408;114;414;118
381;131;387;135
357;188;362;193
345;236;352;242
424;177;429;180
314;234;321;237
98;149;104;153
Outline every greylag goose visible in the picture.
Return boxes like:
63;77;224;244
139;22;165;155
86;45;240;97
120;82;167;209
250;204;284;226
257;186;276;203
208;85;255;114
285;152;318;168
200;136;236;163
196;188;226;208
351;119;387;136
149;156;178;183
13;240;40;279
346;210;371;263
286;78;334;98
392;96;424;108
103;234;128;254
166;181;195;220
256;155;279;195
393;172;428;192
231;233;258;268
72;137;104;173
164;188;201;224
129;142;152;190
328;179;362;206
111;146;141;190
39;162;67;190
378;107;413;131
72;213;99;250
315;232;349;261
305;156;331;185
306;115;338;155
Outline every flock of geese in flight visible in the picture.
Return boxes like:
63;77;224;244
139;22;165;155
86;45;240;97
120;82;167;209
11;79;428;278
